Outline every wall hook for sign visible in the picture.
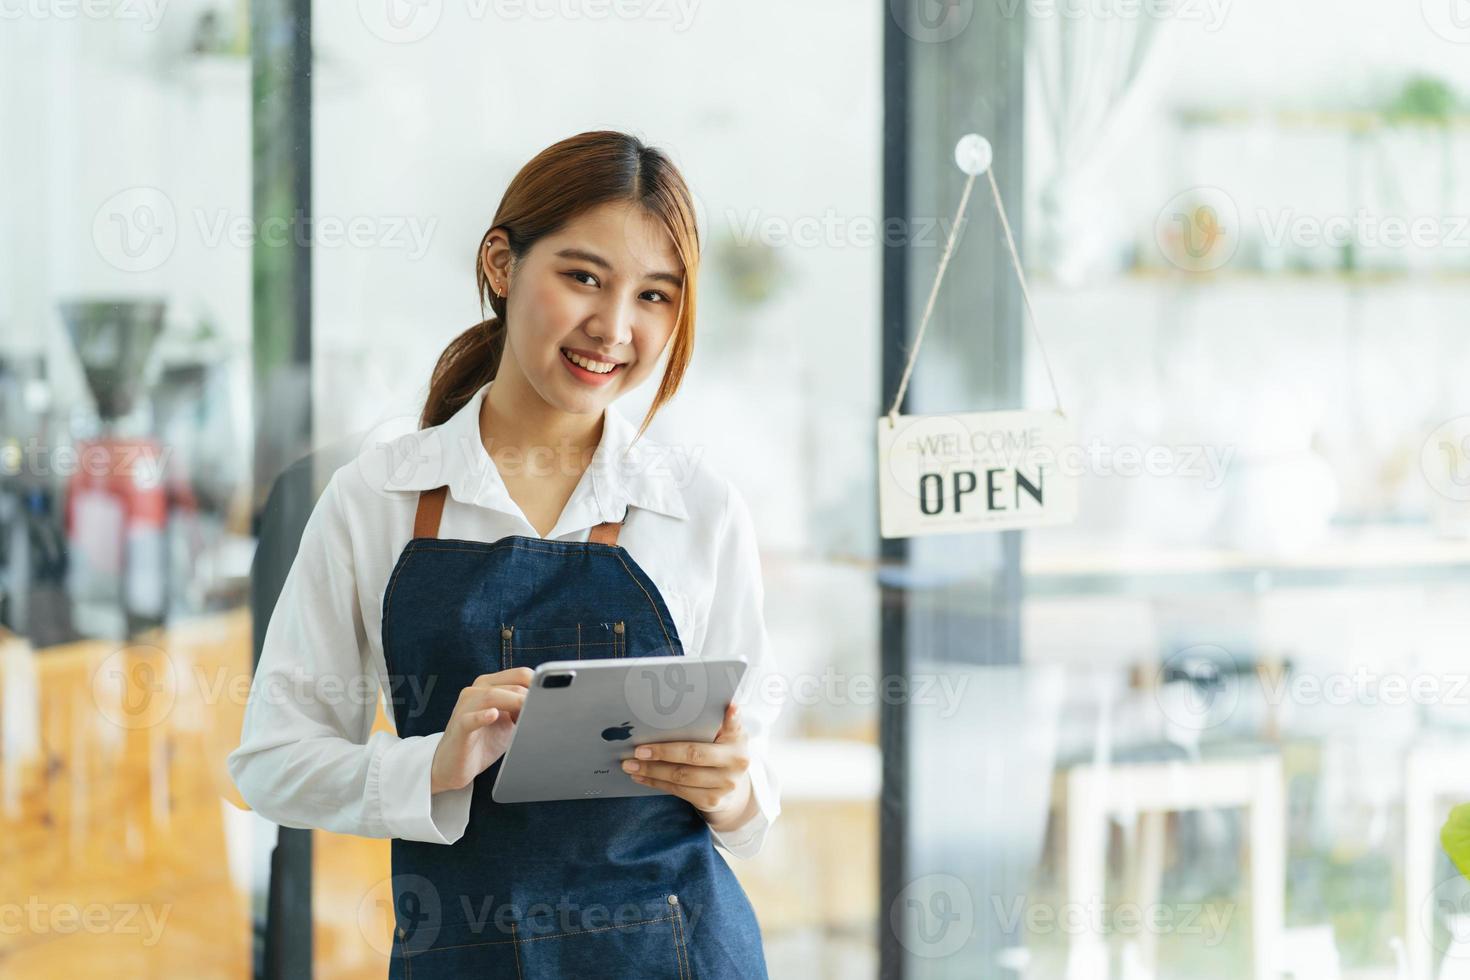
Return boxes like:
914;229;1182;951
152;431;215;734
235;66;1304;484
884;133;1066;430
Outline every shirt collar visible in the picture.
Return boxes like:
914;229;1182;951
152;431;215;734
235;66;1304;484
377;379;689;532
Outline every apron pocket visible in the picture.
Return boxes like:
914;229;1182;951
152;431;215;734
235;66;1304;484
389;914;523;978
502;621;626;668
514;891;691;980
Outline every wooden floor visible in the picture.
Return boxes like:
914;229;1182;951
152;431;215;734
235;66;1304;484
1;608;876;979
0;611;253;977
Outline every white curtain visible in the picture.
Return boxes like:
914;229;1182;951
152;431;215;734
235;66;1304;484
1030;4;1166;281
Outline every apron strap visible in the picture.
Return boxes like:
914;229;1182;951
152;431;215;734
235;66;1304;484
588;505;629;547
414;485;448;539
587;516;622;546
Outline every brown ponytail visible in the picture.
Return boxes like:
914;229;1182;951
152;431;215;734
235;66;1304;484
420;131;701;436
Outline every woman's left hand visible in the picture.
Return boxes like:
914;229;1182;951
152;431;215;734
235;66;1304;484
621;702;753;826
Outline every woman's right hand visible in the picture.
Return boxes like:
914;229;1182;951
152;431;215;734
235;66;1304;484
429;667;534;795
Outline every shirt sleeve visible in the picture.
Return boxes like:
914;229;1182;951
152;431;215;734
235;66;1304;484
700;479;784;860
225;470;473;844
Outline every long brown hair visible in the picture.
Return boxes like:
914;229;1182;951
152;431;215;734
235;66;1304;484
420;130;701;440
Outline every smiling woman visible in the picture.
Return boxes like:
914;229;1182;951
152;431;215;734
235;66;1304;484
228;130;781;980
420;130;700;437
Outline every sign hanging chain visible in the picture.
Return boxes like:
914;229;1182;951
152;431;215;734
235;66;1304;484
884;150;1065;429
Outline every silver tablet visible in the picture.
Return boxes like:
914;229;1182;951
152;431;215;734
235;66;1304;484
490;655;749;804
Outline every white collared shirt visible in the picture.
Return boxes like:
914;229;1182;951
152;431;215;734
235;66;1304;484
227;380;782;859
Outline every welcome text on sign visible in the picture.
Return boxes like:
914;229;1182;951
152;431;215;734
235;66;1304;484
908;425;1048;516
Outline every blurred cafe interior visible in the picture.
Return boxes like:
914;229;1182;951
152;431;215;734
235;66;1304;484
6;1;1470;978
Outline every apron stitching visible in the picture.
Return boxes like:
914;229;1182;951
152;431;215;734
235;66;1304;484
394;913;681;955
577;623;581;660
407;540;607;558
380;545;420;652
511;921;523;978
401;936;518;951
385;549;420;625
387;544;677;655
514;913;677;943
513;640;615;651
672;902;690;980
611;552;678;656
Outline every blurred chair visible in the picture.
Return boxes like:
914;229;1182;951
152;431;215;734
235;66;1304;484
1054;661;1285;980
1061;751;1284;980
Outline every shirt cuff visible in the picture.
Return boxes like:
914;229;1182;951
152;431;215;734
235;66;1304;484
375;731;473;844
711;755;780;859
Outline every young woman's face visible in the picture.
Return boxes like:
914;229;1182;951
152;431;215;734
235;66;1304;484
488;201;685;417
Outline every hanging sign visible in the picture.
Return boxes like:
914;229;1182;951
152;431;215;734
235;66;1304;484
877;134;1077;539
878;409;1077;538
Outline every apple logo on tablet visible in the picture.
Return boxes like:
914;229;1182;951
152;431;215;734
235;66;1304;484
601;721;634;742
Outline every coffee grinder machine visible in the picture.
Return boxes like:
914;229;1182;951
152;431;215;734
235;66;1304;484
58;299;171;640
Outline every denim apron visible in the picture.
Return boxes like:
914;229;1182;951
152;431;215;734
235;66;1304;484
379;485;769;979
